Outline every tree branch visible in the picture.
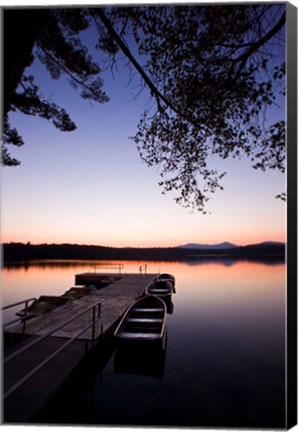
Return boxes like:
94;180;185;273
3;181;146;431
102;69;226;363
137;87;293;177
95;8;209;131
96;10;169;108
37;41;95;93
233;11;285;70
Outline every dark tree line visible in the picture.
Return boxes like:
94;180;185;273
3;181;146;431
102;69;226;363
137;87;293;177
2;242;285;263
2;4;286;211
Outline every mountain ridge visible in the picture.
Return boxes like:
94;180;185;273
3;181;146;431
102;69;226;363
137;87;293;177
177;241;285;250
177;241;238;250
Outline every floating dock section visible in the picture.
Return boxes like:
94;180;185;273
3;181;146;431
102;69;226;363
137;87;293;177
3;272;158;423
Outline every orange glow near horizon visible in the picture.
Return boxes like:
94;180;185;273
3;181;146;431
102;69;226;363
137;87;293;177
1;227;286;248
2;132;286;250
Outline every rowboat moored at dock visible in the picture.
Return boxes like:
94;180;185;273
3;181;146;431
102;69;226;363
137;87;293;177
61;286;97;299
145;280;173;299
157;273;176;293
157;273;175;287
114;295;167;349
16;295;71;317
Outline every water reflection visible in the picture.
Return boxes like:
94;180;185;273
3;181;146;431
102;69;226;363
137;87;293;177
166;298;174;314
114;343;167;379
2;255;285;272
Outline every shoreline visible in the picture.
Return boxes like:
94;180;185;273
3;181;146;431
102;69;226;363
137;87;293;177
2;243;286;266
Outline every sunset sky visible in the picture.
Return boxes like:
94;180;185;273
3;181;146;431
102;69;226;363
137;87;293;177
1;3;286;248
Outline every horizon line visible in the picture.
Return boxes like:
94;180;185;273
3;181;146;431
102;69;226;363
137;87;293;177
2;240;286;248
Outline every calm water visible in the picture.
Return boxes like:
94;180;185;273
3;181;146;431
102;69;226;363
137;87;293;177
2;259;286;428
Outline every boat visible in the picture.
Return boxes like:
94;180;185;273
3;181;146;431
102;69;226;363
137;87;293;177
157;273;176;293
16;287;97;318
145;280;173;299
61;286;97;299
114;295;167;349
158;273;175;287
16;295;71;317
145;280;174;313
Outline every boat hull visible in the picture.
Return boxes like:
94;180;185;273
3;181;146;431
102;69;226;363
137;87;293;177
114;295;167;350
157;273;175;287
145;280;173;299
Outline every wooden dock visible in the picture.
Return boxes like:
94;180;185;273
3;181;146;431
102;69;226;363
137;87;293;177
3;273;158;423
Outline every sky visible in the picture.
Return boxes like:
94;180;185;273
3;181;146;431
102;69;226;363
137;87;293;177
1;4;287;248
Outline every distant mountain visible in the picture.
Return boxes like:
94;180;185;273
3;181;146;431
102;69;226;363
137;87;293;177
259;241;285;246
177;241;285;250
177;241;238;250
248;241;285;247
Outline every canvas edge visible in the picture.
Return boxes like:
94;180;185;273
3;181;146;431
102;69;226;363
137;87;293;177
287;1;298;430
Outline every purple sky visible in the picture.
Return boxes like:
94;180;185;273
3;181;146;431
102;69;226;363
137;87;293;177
1;3;287;247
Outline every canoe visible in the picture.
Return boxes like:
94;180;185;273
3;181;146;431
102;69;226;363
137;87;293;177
145;280;173;299
114;295;167;349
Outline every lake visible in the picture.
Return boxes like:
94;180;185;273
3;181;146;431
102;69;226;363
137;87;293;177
2;258;286;428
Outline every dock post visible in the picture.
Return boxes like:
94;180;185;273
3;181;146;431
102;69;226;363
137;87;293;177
91;306;96;349
22;300;29;340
